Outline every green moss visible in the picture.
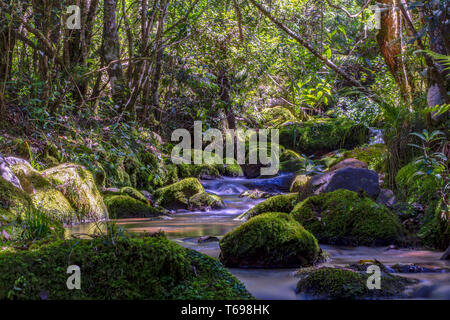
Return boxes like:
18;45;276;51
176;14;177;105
280;158;307;172
238;193;299;220
316;154;344;169
119;187;148;203
0;235;253;300
0;177;33;236
343;144;387;172
104;195;163;218
291;189;402;246
216;158;243;177
42;164;108;222
154;178;204;209
10;164;76;224
279;118;368;155
280;149;304;162
188;192;225;211
219;212;319;268
0;177;63;242
178;163;221;180
289;175;312;199
296;267;413;299
261;106;297;128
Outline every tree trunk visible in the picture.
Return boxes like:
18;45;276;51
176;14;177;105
376;0;413;102
102;0;128;109
218;68;236;130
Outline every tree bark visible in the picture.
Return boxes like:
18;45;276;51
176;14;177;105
102;0;128;109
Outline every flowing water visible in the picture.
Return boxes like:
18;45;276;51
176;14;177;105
68;173;450;300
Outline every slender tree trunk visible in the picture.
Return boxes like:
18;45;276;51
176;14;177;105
218;68;236;130
149;0;169;123
102;0;128;110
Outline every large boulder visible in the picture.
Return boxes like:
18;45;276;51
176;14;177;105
188;192;225;211
0;235;253;299
104;195;163;218
328;158;368;172
154;178;204;209
296;266;414;299
10;162;77;223
291;189;402;246
309;167;380;199
0;155;22;190
42;163;108;222
219;212;320;268
0;176;64;241
279;118;368;155
238;193;299;220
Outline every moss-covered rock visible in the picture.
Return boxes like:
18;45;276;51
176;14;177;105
279;118;368;155
219;212;320;268
42;164;108;222
291;189;402;246
238;193;299;220
239;189;274;199
289;175;312;200
104;195;163;218
154;178;204;210
0;235;253;299
188;192;225;211
0;176;64;241
328;158;368;172
10;163;77;223
119;187;148;204
0;177;32;239
343;144;387;173
296;266;413;299
178;163;221;180
216;158;244;177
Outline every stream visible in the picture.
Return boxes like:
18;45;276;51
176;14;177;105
68;173;450;300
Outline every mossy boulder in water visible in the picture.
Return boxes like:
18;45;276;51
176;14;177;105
296;266;413;299
42;164;108;222
289;174;311;193
238;193;299;220
279;118;368;155
309;167;381;199
188;192;225;211
291;189;402;246
219;212;320;268
154;178;204;209
0;235;253;299
104;195;163;218
239;189;275;199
